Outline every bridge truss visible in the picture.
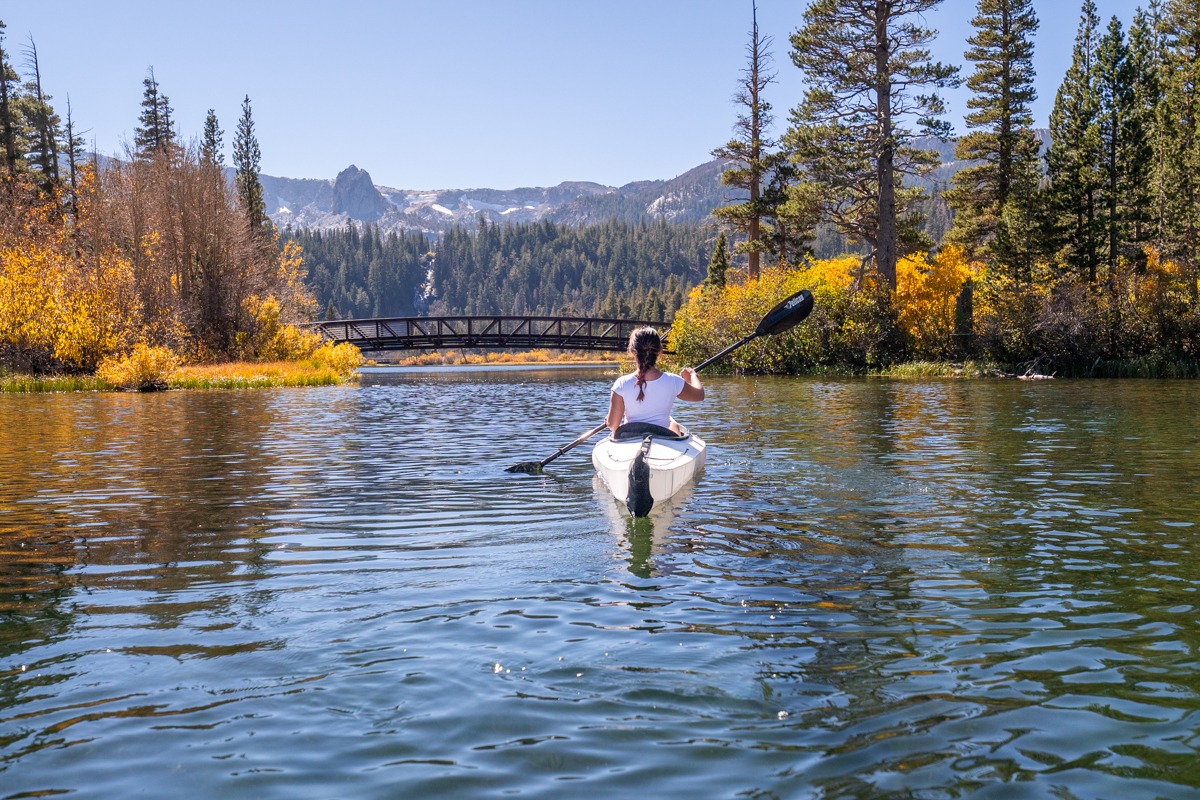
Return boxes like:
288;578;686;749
304;315;672;352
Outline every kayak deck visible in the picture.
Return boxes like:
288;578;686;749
592;425;706;517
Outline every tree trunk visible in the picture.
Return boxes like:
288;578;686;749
748;216;760;280
1108;134;1118;275
1087;181;1097;283
747;1;763;281
875;1;898;289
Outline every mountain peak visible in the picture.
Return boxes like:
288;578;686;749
331;165;388;220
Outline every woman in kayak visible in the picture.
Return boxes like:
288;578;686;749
605;327;704;435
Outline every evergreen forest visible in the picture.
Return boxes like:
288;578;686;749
289;219;705;322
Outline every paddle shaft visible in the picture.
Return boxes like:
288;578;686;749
531;422;608;470
692;333;758;373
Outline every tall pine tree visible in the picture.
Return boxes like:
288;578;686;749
1128;2;1165;249
233;94;268;234
944;0;1041;276
786;0;959;289
1157;0;1200;266
1046;0;1103;282
1095;16;1151;271
0;21;21;178
133;67;176;158
201;109;223;167
21;37;59;186
711;1;780;280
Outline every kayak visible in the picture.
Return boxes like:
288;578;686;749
592;422;706;517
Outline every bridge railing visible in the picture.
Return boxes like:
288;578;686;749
302;315;672;352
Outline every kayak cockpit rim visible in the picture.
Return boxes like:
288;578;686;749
609;422;690;442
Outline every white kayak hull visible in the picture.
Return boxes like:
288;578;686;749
592;428;706;517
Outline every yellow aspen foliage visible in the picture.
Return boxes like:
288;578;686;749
794;255;859;292
672;262;841;372
1;169;145;373
310;341;364;377
1123;248;1200;355
4;150;329;380
54;247;142;370
275;239;319;321
96;343;180;390
672;254;927;372
894;245;976;358
970;246;1200;365
0;243;63;362
236;295;324;362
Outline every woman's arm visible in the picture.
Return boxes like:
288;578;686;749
677;367;704;402
606;391;625;432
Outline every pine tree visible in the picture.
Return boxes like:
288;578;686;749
201;109;223;167
233;95;268;233
133;67;175;158
711;1;780;280
1128;1;1165;248
1157;0;1200;266
704;231;729;291
762;159;821;265
1096;16;1151;271
944;0;1041;274
21;37;59;186
1046;1;1103;282
785;0;959;289
0;21;21;178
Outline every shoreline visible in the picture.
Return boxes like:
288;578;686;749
0;360;360;393
6;356;1200;394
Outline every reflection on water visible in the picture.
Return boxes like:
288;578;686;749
2;371;1199;799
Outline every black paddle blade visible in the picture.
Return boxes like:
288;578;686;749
506;422;607;476
755;289;814;338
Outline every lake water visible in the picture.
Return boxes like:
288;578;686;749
1;368;1198;799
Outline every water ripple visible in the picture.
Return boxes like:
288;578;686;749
2;375;1200;798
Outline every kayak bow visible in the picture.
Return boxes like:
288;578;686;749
592;423;706;517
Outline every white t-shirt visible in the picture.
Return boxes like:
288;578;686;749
611;372;686;428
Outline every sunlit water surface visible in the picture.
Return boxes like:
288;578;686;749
1;368;1198;799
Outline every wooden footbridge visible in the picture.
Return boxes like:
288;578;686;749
303;315;672;352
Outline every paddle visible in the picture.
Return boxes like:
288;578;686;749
505;288;814;474
692;286;815;371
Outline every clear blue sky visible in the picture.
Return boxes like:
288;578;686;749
5;0;1140;190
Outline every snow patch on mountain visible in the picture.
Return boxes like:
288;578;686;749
263;158;744;236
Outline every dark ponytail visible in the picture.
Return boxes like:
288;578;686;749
628;327;662;402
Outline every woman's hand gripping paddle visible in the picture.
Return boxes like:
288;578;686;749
505;288;814;474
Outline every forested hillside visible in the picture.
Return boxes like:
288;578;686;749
288;226;431;320
290;219;707;321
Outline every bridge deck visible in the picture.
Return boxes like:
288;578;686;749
304;315;671;352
